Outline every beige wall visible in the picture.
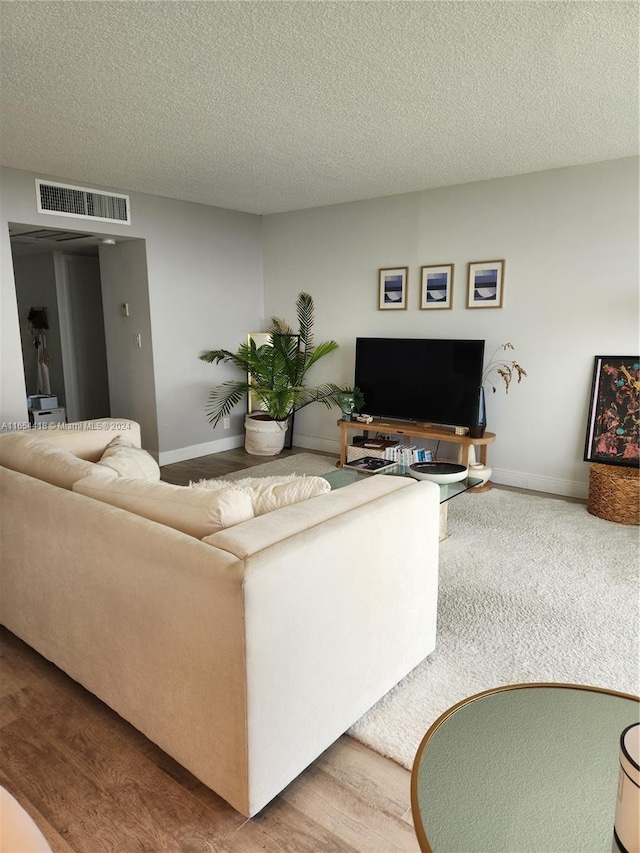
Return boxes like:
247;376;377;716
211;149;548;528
263;158;640;497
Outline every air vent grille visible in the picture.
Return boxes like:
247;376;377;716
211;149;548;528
36;180;131;224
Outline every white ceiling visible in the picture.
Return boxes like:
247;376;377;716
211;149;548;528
1;1;637;216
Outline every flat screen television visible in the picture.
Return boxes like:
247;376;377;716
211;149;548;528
354;338;485;428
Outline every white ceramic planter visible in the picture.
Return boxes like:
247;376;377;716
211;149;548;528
469;462;492;486
244;414;289;456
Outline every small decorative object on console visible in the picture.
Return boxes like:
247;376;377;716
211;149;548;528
355;413;374;424
409;462;468;484
337;391;357;421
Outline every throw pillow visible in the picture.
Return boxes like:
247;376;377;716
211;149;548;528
96;435;160;481
191;474;330;516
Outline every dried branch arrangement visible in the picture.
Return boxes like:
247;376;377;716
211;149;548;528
482;342;528;394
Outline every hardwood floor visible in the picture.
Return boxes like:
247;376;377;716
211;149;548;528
0;627;418;853
160;445;337;486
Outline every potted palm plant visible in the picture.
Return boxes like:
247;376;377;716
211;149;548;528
200;292;361;455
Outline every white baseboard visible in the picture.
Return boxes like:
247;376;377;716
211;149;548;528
490;469;588;500
159;434;244;466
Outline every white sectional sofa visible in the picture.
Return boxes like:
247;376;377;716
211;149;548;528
0;419;440;817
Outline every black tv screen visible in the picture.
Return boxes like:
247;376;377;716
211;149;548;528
354;338;485;428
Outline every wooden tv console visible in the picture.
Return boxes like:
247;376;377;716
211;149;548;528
337;418;496;487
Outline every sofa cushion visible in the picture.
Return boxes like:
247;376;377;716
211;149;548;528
96;436;160;480
0;432;111;490
191;474;331;516
73;475;255;538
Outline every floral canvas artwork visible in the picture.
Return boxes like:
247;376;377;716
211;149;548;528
584;356;640;467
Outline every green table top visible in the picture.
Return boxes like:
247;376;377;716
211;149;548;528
411;683;640;852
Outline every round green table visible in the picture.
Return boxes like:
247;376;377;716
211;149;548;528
411;683;640;852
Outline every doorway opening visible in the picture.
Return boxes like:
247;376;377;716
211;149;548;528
9;223;157;451
11;224;115;424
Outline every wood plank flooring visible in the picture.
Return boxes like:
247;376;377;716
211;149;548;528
0;447;418;853
159;446;337;486
0;628;418;853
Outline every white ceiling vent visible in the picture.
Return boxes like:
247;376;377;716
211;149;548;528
36;179;131;224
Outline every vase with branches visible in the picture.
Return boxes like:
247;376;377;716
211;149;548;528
469;342;528;438
482;342;528;394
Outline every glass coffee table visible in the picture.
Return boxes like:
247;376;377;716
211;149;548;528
411;683;640;852
322;464;481;540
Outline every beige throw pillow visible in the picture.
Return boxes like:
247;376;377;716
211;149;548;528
96;435;160;481
73;475;255;538
191;474;330;516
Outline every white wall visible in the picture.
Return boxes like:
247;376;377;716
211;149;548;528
263;158;639;497
0;167;264;458
98;242;156;446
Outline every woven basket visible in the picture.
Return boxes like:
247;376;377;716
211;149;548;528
347;445;386;463
587;464;640;525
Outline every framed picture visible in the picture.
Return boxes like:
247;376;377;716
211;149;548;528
420;264;454;310
467;260;505;309
584;355;640;467
379;267;408;310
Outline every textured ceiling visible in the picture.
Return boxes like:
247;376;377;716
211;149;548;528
1;1;637;215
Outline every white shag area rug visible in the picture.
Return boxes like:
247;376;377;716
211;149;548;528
348;487;640;769
223;455;640;769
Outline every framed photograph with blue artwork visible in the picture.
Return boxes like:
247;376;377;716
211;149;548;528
379;267;408;310
467;260;505;309
420;264;454;310
584;356;640;467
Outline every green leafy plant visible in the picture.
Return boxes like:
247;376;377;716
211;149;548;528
200;292;362;427
482;342;528;394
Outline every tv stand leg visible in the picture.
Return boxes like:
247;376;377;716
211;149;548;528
458;444;475;468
